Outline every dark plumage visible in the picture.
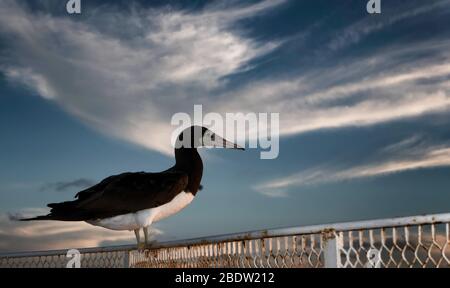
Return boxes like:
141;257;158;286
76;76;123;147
19;126;243;248
23;171;189;221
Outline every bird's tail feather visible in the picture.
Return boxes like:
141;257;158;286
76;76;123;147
18;202;82;221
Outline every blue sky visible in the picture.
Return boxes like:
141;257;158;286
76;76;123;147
0;0;450;252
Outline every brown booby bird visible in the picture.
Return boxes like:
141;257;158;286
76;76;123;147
21;126;243;249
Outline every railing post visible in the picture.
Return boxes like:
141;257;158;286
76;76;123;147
322;230;341;268
123;251;130;268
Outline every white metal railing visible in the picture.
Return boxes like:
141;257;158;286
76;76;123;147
1;213;449;268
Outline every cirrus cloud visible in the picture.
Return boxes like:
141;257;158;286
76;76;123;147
255;136;450;197
1;0;450;157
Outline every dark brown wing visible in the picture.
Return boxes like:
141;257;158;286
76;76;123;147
41;171;188;221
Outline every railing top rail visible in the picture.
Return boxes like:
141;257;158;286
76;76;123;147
1;212;449;258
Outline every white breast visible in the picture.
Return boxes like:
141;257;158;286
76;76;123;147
87;191;195;231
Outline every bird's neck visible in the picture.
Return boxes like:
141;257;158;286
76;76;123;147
174;148;203;195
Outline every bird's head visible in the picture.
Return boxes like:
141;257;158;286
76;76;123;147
176;126;244;150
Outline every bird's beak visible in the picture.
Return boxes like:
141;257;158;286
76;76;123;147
203;134;245;150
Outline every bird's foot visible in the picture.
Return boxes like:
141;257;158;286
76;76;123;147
137;242;146;252
144;241;158;258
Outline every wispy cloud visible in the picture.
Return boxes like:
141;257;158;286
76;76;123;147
327;0;450;51
255;136;450;196
0;0;283;155
0;0;449;157
1;208;162;252
40;178;96;193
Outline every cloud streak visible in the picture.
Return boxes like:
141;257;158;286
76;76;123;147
255;137;450;196
0;0;282;155
327;0;450;51
40;178;96;192
0;0;449;158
